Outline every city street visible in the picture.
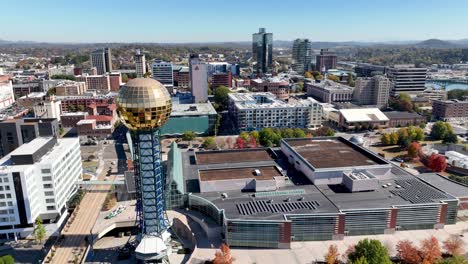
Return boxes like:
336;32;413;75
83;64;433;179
49;140;122;264
51;163;115;264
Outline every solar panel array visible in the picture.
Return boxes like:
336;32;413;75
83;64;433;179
390;179;446;204
236;200;320;215
254;189;306;198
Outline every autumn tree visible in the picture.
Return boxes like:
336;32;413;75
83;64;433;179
213;243;233;264
407;142;421;159
239;131;250;141
304;71;314;79
381;133;391;145
348;239;392;264
443;235;464;256
202;137;217;150
249;136;257;148
390;132;400;145
427;153;447;172
342;244;355;263
389;93;413;112
420;236;442;264
396;240;422;264
249;130;260;143
225;137;233;149
235;137;246;149
324;244;340;264
327;74;340;82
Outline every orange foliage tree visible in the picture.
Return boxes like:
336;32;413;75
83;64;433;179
420;236;442;264
213;243;233;264
407;142;421;159
442;235;464;256
324;244;340;264
427;154;447;172
396;240;422;264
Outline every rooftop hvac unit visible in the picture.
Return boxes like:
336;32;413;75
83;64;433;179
253;169;261;176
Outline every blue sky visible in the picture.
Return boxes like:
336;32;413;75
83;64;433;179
1;0;467;43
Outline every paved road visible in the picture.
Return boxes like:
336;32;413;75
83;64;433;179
51;147;116;263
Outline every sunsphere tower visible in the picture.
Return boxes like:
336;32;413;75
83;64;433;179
116;78;172;261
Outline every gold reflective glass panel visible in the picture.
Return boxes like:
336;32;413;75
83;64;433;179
116;78;172;130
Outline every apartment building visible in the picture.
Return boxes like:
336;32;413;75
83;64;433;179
0;137;81;240
228;92;322;130
251;77;290;100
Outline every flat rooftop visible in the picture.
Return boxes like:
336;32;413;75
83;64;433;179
197;185;339;220
171;102;217;116
199;166;281;181
196;149;273;165
318;171;454;210
9;137;53;156
283;137;388;169
418;173;468;198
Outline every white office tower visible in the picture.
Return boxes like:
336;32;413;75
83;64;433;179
0;137;82;240
152;60;173;90
135;49;146;78
189;55;208;103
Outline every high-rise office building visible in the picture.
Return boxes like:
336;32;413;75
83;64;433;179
90;48;112;75
189;55;208;103
315;49;337;73
152;60;173;89
252;28;273;75
353;75;391;109
134;49;146;78
387;64;427;96
354;63;387;77
292;39;312;74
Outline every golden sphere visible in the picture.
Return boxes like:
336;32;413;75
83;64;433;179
116;78;172;131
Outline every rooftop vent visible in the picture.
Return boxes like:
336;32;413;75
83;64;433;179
253;169;261;176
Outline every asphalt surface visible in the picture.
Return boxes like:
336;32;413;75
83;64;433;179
51;143;117;263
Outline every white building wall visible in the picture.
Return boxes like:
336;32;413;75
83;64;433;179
0;81;15;110
190;63;208;103
33;100;62;121
0;138;82;238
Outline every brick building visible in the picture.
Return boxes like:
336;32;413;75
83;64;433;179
383;111;426;127
75;75;110;94
54;80;87;96
211;72;232;90
432;99;468;122
251;77;290;100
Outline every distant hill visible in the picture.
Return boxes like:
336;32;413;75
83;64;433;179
1;38;468;49
413;39;460;48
